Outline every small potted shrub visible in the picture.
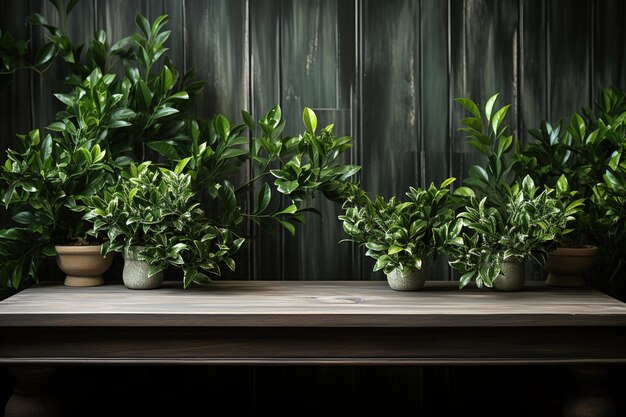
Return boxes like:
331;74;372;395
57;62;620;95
447;175;582;291
0;69;134;287
513;88;626;287
339;179;457;291
84;161;244;289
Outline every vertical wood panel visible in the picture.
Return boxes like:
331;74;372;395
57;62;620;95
361;0;420;199
548;0;591;120
520;0;548;140
594;0;626;92
0;0;31;152
184;0;249;121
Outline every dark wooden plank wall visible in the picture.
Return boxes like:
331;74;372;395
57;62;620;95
1;0;625;282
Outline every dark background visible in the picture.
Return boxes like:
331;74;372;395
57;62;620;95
1;1;625;415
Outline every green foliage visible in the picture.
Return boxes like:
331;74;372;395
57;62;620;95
513;88;626;245
454;93;516;209
1;8;361;290
0;69;133;288
339;179;457;275
447;176;582;288
83;162;243;288
185;105;360;237
512;87;626;296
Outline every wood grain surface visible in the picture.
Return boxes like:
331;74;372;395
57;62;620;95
0;281;625;327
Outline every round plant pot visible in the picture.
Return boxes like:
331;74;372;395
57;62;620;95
493;257;525;292
122;246;164;290
55;245;113;287
385;267;426;291
545;245;598;287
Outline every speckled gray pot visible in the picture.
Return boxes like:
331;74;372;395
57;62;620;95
122;246;164;290
386;267;426;291
493;257;525;291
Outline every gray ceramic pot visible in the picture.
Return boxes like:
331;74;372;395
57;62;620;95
122;246;164;290
386;267;426;291
493;257;525;291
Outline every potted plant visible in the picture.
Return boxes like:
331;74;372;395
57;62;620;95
449;94;583;290
339;179;457;291
0;69;134;287
447;175;582;291
83;161;244;289
513;88;626;287
0;12;198;288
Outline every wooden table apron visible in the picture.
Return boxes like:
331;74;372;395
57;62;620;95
1;281;626;365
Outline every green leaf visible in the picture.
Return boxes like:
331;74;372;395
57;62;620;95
491;104;510;135
47;121;66;132
278;220;295;236
54;93;73;107
388;245;403;255
454;98;481;119
242;110;255;130
34;42;56;67
453;186;475;198
153;106;179;120
608;151;621;171
555;175;569;195
373;255;391;272
136;15;151;38
108;120;132;129
221;148;248;159
12;211;35;225
128;188;139;203
572;113;585;138
215;114;230;138
166;91;189;101
138;80;153;108
303;107;317;134
254;183;271;214
469;165;489;183
276;204;297;215
275;179;299;195
365;242;387;252
174;157;191;174
147;141;179;160
440;177;456;188
485;93;499;122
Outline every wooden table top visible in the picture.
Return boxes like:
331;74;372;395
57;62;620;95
2;280;625;328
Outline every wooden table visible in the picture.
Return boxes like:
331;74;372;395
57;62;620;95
1;281;626;416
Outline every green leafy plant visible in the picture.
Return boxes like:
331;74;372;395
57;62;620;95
339;179;457;275
513;87;626;245
454;93;516;208
0;69;132;288
83;161;244;288
512;87;626;297
447;175;582;288
1;9;361;290
184;105;361;238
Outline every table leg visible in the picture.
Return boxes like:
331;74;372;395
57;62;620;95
562;365;615;417
4;365;61;417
